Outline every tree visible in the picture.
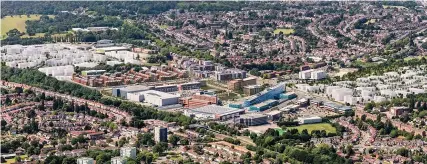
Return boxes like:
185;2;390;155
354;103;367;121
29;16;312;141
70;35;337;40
168;135;180;147
180;139;189;145
6;29;22;37
390;130;398;138
152;142;168;154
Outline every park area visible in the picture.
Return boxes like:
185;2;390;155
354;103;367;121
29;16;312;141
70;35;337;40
273;28;295;35
286;123;336;134
1;15;54;39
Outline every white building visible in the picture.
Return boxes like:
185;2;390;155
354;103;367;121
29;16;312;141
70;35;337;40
298;116;322;124
111;157;127;164
140;90;179;107
154;127;168;143
77;157;94;164
299;70;312;79
310;70;327;80
120;147;136;159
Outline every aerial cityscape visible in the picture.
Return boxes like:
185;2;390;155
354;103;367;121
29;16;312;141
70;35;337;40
2;1;427;164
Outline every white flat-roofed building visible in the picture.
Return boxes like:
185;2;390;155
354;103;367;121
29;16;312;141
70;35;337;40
299;70;312;79
139;90;180;107
111;157;126;164
77;157;94;164
120;147;136;159
409;88;426;94
184;105;245;120
298;116;322;124
374;96;387;103
380;89;397;98
310;70;327;80
330;88;353;102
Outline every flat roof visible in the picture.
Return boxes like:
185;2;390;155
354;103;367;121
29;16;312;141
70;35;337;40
240;113;267;119
253;99;277;107
188;105;245;116
121;85;152;92
141;90;180;99
265;110;282;115
298;116;321;120
97;46;129;51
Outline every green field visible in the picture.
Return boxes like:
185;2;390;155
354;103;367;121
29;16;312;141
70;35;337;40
5;155;28;164
273;28;295;35
1;15;55;38
159;24;169;29
404;56;424;61
287;123;336;134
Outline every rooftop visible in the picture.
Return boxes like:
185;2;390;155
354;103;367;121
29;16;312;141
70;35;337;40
188;105;245;116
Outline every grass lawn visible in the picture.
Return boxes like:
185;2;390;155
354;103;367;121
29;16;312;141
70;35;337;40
1;15;55;39
273;28;295;35
287;123;336;134
404;56;424;61
160;24;169;29
218;92;239;101
354;59;377;68
5;155;28;164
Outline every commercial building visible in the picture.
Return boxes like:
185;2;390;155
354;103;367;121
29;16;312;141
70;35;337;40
178;81;201;91
265;110;282;121
390;106;408;117
249;99;279;112
180;93;218;108
77;157;94;164
154;127;168;143
111;157;127;164
184;105;245;120
153;85;179;93
239;113;268;126
243;85;263;96
298;116;322;124
120;147;136;159
112;85;152;99
128;90;179;107
241;82;285;108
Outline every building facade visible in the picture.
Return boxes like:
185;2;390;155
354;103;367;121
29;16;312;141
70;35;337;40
154;127;168;143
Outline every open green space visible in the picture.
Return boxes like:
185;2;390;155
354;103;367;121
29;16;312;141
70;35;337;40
5;155;28;164
1;15;55;39
218;92;239;101
287;123;336;134
404;56;424;61
354;59;378;68
159;24;169;29
273;28;295;35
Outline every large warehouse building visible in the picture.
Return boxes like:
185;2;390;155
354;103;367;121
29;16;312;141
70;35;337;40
239;113;268;126
127;90;179;107
298;116;322;124
112;85;153;99
184;105;245;120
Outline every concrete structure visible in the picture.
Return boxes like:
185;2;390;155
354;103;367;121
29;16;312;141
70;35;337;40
120;147;136;159
112;85;152;99
249;99;278;112
227;77;257;90
154;127;168;143
239;113;268;126
180;93;218;108
390;106;409;117
240;82;285;108
141;90;179;107
214;69;247;81
310;70;327;80
299;70;312;79
243;85;263;96
298;116;322;124
184;105;245;120
77;157;94;164
265;110;282;121
111;157;127;164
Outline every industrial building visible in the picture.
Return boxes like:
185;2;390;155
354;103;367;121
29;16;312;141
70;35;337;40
243;85;263;96
128;90;179;107
154;127;168;143
77;157;94;164
239;113;268;126
120;147;136;159
184;105;245;120
298;116;322;124
112;85;152;99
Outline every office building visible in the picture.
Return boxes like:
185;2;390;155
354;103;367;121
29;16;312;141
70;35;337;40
120;147;136;159
241;82;285;108
77;157;94;164
239;113;268;126
180;93;218;108
111;157;127;164
227;77;257;90
299;70;312;79
310;70;327;80
214;69;247;81
154;127;168;143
